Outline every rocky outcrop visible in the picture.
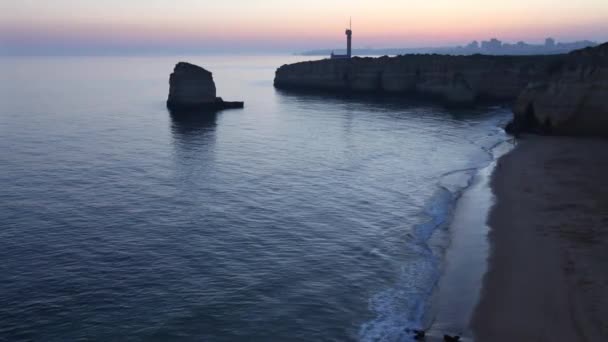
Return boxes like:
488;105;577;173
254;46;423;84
274;54;561;106
167;62;243;111
509;43;608;137
276;45;608;136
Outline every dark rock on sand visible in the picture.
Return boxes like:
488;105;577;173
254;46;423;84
167;62;243;111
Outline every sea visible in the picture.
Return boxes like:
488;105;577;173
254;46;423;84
0;55;510;341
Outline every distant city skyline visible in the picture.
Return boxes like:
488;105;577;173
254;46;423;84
2;0;608;55
301;37;598;57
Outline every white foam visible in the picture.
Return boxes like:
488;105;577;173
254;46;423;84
359;113;512;342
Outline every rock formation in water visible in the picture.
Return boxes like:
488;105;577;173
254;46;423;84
509;43;608;137
167;62;243;111
274;54;562;106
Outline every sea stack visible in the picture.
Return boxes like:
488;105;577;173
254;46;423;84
167;62;243;111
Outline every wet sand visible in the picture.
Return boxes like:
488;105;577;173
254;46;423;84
426;147;505;342
471;136;608;341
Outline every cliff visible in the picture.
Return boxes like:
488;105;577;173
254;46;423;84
274;54;562;106
167;62;243;111
509;43;608;137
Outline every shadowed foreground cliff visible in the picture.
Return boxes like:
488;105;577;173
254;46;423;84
510;43;608;137
274;54;561;106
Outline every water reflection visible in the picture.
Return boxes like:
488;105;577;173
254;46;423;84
169;108;219;164
274;88;504;121
274;87;436;109
169;108;218;138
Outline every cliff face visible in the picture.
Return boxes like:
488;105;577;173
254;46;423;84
167;62;243;111
510;43;608;137
274;54;560;106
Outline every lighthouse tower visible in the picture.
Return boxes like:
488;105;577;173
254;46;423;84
346;18;352;58
330;18;353;59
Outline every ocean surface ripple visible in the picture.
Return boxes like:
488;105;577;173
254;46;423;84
1;56;508;341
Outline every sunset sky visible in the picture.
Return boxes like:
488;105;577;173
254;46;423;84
2;0;607;55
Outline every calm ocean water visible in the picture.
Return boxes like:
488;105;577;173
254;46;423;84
1;55;508;341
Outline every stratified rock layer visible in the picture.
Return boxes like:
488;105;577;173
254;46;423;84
167;62;243;111
274;54;561;106
510;43;608;137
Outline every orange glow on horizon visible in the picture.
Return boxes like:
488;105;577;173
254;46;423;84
2;0;607;51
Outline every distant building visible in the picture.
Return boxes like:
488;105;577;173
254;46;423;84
300;37;597;57
331;19;353;59
481;38;502;50
466;41;479;49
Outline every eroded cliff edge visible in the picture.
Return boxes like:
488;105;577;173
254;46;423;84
274;54;561;106
510;43;608;137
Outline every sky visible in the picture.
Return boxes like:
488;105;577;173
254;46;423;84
1;0;607;55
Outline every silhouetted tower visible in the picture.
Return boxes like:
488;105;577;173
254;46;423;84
330;18;353;59
346;18;352;58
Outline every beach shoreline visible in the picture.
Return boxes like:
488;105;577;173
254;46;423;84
471;136;608;341
423;136;513;341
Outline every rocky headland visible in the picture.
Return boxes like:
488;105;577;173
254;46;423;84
274;54;561;106
275;43;608;137
167;62;243;111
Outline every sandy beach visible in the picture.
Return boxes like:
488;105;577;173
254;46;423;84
471;136;608;341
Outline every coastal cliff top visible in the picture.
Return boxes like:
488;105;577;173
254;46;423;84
565;42;608;66
569;42;608;57
277;52;564;70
